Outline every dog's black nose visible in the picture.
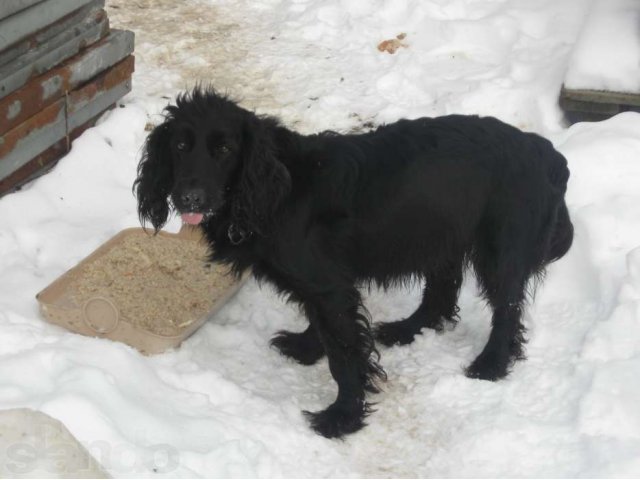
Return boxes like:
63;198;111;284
180;188;206;209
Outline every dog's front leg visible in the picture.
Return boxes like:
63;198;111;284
301;287;385;438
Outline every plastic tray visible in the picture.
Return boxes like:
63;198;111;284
36;226;247;354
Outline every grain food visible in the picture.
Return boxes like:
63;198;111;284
68;233;233;336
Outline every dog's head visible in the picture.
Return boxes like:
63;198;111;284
134;88;291;235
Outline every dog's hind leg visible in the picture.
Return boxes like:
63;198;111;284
270;324;325;365
466;219;536;380
375;264;463;347
465;276;528;381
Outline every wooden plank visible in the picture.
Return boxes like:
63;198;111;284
560;97;621;115
0;7;111;100
0;66;132;181
0;0;45;21
559;86;640;123
560;87;640;107
0;105;114;196
0;0;105;67
0;0;96;52
1;34;135;134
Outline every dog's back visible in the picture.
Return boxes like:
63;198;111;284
320;115;573;284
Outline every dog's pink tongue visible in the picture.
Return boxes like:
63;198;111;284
181;213;204;225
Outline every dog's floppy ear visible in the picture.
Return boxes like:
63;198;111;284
133;121;174;231
233;116;291;236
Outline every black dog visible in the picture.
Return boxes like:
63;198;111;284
134;88;573;438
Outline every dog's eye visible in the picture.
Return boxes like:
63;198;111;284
219;145;230;154
176;141;187;151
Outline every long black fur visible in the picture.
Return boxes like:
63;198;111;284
134;87;573;438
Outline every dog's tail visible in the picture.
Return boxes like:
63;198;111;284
523;143;573;266
543;148;573;263
546;200;573;263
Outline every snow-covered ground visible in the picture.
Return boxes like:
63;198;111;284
564;0;640;93
2;0;640;477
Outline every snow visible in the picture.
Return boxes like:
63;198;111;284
564;0;640;93
1;0;640;477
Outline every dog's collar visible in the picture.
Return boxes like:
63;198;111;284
227;223;252;245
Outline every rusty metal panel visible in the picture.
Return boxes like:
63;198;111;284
0;0;45;21
0;66;132;181
0;126;68;196
65;29;134;90
0;0;105;67
68;76;131;130
0;55;134;135
0;99;66;177
67;56;134;116
0;106;111;196
0;8;110;100
0;0;96;52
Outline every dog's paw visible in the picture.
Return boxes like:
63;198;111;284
270;330;325;365
465;350;510;381
304;403;368;439
374;320;420;347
